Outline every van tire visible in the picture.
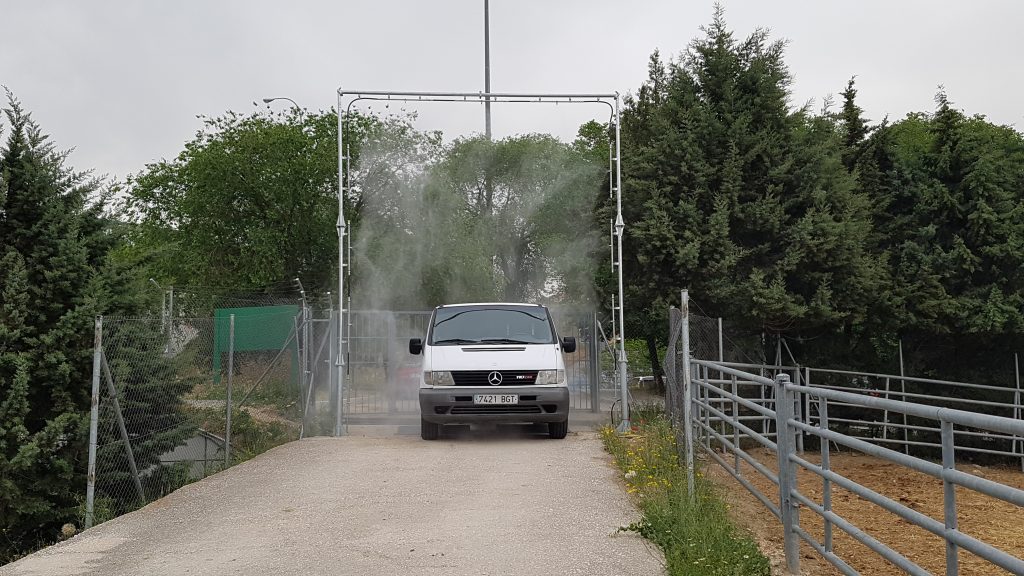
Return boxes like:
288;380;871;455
421;418;441;440
548;419;568;439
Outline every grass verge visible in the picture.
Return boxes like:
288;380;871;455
601;406;771;576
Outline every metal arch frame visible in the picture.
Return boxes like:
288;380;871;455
335;88;631;435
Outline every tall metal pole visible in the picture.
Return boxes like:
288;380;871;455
85;316;102;529
484;0;492;140
336;93;348;437
613;93;629;432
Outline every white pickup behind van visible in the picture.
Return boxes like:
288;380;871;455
409;303;576;440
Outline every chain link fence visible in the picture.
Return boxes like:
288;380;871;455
86;301;308;527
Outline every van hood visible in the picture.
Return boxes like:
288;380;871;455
427;344;562;371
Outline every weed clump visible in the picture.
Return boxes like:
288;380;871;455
601;411;770;576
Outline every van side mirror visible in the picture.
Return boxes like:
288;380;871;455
409;338;423;355
560;337;576;353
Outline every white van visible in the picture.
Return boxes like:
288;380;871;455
409;303;576;440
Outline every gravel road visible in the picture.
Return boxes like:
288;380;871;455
2;429;664;576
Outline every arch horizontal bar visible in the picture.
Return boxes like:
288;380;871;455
338;89;618;100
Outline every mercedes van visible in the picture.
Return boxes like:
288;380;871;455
409;303;575;440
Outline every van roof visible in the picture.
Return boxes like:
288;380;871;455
435;302;542;309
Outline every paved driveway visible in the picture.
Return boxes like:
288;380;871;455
3;429;663;576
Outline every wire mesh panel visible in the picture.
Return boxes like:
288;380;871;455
344;310;430;416
90;307;306;526
550;308;600;412
94;317;219;521
301;317;335;435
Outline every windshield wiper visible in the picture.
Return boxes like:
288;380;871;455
433;338;481;345
478;338;533;344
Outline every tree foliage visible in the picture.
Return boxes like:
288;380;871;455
353;133;604;309
851;92;1024;377
0;95;106;560
613;7;1024;380
123;108;384;293
0;93;195;561
615;7;882;344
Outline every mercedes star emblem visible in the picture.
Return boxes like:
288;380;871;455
487;371;503;386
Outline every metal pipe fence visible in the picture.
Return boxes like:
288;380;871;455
668;297;1024;575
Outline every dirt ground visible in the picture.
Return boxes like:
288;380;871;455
703;447;1024;575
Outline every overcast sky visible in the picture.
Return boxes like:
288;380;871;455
3;1;1023;182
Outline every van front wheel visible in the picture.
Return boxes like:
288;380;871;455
548;419;568;439
421;418;440;440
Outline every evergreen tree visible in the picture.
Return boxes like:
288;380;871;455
840;77;869;170
0;94;189;561
888;94;1024;378
615;6;882;359
0;95;103;561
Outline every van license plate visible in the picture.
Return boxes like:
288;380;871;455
474;394;519;405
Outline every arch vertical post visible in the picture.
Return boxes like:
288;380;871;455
335;92;347;437
613;93;630;432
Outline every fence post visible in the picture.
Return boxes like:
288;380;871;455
590;311;601;413
819;394;834;556
795;368;805;453
883;376;891;441
665;308;678;426
941;420;959;574
900;339;909;454
337;304;348;436
681;290;695;501
300;302;312;437
1015;353;1022;472
167;286;174;353
717;317;723;362
702;364;711;452
329;307;341;436
773;372;800;574
732;373;740;473
85;316;102;529
224;314;235;467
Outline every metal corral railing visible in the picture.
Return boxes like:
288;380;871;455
804;367;1024;469
684;360;1024;471
685;360;1024;575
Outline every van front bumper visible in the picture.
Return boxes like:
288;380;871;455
420;387;569;424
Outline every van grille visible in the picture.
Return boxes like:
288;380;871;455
450;405;543;415
451;370;539;386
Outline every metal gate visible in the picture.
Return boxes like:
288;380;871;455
344;310;431;417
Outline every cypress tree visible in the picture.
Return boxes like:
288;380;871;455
617;6;881;355
0;94;102;560
0;93;188;560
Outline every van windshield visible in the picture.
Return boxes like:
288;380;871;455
430;306;555;345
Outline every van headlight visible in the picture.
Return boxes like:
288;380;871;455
424;371;455;387
535;370;565;385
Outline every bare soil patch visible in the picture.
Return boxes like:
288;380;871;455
704;448;1024;575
